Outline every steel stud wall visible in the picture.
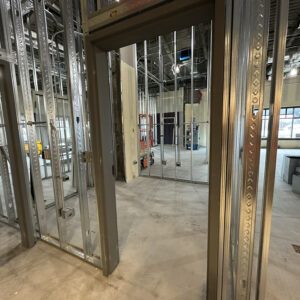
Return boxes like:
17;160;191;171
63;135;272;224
33;0;66;246
59;0;92;257
10;0;46;235
0;0;35;248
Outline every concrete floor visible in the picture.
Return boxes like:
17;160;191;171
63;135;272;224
255;149;300;300
0;149;299;299
1;178;208;300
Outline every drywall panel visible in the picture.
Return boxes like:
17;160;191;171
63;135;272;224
120;46;139;182
157;88;184;114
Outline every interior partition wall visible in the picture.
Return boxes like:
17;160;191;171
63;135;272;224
0;0;102;267
0;0;291;298
0;0;35;248
137;26;211;183
32;0;101;265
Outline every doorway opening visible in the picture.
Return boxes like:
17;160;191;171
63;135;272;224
107;23;211;298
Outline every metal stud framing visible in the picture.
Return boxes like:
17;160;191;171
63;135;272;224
173;31;179;173
207;0;233;297
235;0;270;298
158;36;164;177
74;3;94;188
205;23;212;165
190;26;195;181
0;0;35;248
33;0;66;246
256;1;289;299
144;40;151;177
0;1;286;298
60;0;92;257
0;146;16;224
10;0;46;234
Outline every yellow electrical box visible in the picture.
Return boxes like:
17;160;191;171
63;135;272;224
24;140;43;155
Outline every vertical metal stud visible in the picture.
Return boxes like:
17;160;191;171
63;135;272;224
256;1;289;299
0;147;16;224
158;36;164;177
74;4;94;187
144;40;151;177
221;0;248;296
0;190;3;217
190;26;195;181
235;0;270;299
173;31;179;177
27;16;49;179
134;45;141;177
205;23;212;165
0;0;35;248
60;0;92;256
33;0;66;246
10;0;46;235
207;0;233;297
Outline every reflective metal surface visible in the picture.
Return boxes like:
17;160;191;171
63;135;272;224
235;0;270;299
60;0;92;258
256;0;289;299
33;0;66;246
10;0;46;235
0;0;35;248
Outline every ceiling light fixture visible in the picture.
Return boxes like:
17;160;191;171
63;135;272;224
171;64;181;75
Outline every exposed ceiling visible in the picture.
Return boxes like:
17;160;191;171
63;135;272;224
18;0;300;92
267;0;300;76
